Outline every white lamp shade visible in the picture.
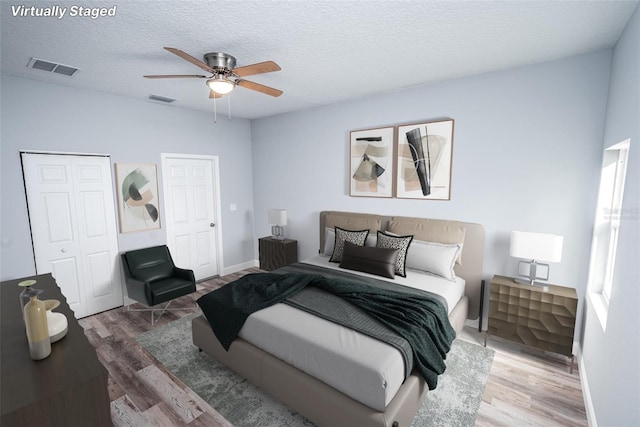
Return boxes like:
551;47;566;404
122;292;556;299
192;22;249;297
268;209;287;226
509;231;563;262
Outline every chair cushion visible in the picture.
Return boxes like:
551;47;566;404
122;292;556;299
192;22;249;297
150;277;196;305
125;246;174;282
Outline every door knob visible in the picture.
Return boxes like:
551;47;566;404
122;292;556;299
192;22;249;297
210;223;215;227
61;248;67;253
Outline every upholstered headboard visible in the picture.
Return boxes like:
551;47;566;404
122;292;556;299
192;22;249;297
319;211;485;320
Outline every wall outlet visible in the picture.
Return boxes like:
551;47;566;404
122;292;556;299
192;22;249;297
230;203;237;212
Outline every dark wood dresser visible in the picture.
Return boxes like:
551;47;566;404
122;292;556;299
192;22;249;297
1;273;112;426
259;237;297;271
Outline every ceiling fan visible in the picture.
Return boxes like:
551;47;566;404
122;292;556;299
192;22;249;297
144;47;283;98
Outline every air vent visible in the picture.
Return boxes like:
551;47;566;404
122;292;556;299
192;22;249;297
27;58;80;76
147;94;177;104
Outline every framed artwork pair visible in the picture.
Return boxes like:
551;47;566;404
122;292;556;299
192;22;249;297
349;118;454;200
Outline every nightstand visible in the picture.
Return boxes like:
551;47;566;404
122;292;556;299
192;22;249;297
259;237;297;271
485;275;578;372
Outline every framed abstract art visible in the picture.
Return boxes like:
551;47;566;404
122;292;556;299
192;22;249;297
396;119;454;200
115;163;161;232
349;126;395;198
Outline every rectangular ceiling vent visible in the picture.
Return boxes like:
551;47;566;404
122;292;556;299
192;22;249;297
27;57;80;77
148;94;177;104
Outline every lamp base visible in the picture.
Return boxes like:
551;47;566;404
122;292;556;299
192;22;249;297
271;225;284;240
514;260;551;291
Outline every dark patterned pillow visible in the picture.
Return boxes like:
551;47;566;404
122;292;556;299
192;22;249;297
329;227;370;263
376;231;413;277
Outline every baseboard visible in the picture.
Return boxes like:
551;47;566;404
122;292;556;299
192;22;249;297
579;348;598;427
222;259;259;276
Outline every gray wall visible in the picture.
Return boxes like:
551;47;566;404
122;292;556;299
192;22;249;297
0;75;256;280
582;4;640;426
250;50;613;341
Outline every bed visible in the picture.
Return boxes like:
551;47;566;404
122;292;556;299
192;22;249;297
192;211;484;426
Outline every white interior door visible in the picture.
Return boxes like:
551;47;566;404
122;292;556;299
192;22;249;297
162;154;222;280
21;152;123;318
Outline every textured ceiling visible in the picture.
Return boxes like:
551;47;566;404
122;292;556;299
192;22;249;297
1;0;637;119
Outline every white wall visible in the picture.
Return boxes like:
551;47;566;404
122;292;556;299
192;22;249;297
250;50;612;340
0;75;256;280
581;4;640;426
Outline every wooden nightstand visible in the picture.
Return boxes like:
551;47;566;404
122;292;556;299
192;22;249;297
485;275;578;372
259;237;297;271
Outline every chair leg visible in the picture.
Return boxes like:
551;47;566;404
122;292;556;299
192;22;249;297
127;299;197;326
151;300;173;325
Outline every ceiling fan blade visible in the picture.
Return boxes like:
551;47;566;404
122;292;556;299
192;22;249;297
164;47;215;73
233;61;281;77
209;90;223;99
236;79;283;97
144;74;207;79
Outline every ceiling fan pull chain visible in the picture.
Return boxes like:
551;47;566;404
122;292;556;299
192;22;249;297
214;97;217;123
227;92;231;121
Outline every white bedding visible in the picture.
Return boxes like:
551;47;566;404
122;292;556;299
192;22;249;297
237;255;465;411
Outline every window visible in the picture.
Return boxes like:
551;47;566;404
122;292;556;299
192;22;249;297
587;139;630;329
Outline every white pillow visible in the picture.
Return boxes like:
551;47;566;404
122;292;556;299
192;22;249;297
365;234;377;247
322;227;335;256
405;240;461;281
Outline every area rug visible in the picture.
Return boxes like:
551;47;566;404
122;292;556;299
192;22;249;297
136;314;494;427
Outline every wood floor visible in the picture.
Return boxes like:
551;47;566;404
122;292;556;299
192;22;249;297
460;330;587;426
79;268;588;426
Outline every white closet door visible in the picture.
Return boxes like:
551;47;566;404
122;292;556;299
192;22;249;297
162;155;221;280
21;153;123;318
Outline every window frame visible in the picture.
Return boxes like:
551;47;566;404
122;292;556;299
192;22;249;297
587;139;630;329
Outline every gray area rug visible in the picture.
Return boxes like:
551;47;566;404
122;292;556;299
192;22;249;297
136;314;494;427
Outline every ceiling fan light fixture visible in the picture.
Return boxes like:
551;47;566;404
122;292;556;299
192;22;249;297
206;77;235;95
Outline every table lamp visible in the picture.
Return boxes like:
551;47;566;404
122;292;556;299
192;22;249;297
268;209;287;240
510;231;563;286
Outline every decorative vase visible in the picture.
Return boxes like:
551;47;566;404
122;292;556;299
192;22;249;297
18;279;37;319
18;280;51;360
43;299;68;343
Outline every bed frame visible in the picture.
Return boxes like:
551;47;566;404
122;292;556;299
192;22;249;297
192;211;484;426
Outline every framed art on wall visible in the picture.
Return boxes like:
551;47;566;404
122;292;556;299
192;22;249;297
396;119;454;200
349;126;395;198
115;163;161;233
